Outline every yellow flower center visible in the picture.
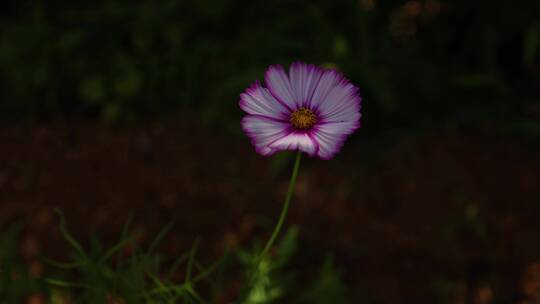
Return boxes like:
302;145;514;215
290;108;317;129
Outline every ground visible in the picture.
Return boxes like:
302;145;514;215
1;121;540;303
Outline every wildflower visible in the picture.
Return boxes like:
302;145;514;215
240;62;361;159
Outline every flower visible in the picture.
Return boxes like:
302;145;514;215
240;62;362;159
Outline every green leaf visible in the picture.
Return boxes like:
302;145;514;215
54;209;87;260
79;75;106;103
302;255;348;304
148;222;174;255
525;24;540;66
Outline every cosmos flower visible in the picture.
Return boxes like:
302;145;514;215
240;62;362;159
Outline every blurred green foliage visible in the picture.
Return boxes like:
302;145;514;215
0;213;351;303
0;222;43;302
0;0;539;132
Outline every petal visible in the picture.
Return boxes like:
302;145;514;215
311;120;360;159
309;69;344;110
309;69;361;122
241;115;290;156
318;81;361;123
239;81;290;120
289;62;323;108
269;132;319;156
264;64;297;111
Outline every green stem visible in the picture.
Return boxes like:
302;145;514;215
259;150;302;260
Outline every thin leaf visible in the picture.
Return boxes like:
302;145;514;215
41;257;81;269
185;238;200;283
185;284;206;304
54;209;87;259
45;278;91;289
525;23;540;65
147;222;174;254
121;211;134;239
146;272;176;300
167;253;189;279
99;234;135;264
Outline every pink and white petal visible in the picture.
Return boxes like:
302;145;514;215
268;132;319;156
317;81;361;123
311;121;360;159
241;115;290;156
264;65;297;111
239;81;290;120
322;110;361;127
289;62;323;107
309;69;344;109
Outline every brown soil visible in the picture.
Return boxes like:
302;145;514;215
1;121;540;303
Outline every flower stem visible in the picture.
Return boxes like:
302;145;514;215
259;150;302;260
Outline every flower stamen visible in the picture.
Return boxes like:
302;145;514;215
290;108;317;130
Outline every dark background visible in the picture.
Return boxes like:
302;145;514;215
1;0;540;303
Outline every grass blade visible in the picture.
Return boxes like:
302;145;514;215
54;209;87;259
